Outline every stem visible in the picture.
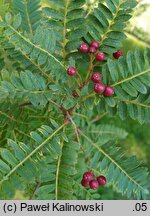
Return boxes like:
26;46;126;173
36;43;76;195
0;110;29;125
85;54;93;81
62;0;70;63
90;112;108;123
93;62;100;68
19;101;32;107
30;182;41;200
81;92;95;101
114;97;150;108
7;24;66;70
23;0;33;34
76;71;83;85
0;122;67;185
19;49;51;81
55;138;64;200
73;112;88;119
75;77;81;87
112;68;150;87
18;99;61;109
78;129;144;191
67;112;91;166
48;99;60;108
55;156;61;200
15;128;31;139
99;0;122;46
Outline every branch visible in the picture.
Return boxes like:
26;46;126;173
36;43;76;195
114;97;150;108
78;128;144;191
0;122;67;186
30;182;41;200
0;110;29;125
62;0;70;63
18;101;32;107
67;112;91;166
23;0;33;34
18;49;52;81
90;112;108;123
7;23;66;70
112;68;150;87
55;138;64;200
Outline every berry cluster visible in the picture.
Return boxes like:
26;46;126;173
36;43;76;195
79;41;106;62
81;171;107;190
66;41;123;98
91;72;114;96
79;41;115;97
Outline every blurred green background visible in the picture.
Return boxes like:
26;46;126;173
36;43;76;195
1;0;150;199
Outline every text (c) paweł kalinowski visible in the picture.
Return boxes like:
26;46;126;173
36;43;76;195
20;202;104;212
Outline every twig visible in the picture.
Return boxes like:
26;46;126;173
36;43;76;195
0;122;68;186
18;99;60;108
85;54;93;81
67;112;91;166
78;128;144;190
30;182;41;200
55;138;64;200
81;92;95;101
93;62;100;68
76;71;83;86
90;112;108;123
48;99;60;107
73;112;88;119
19;101;32;107
15;128;31;138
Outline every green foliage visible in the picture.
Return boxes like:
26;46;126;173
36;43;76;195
84;0;137;54
0;121;68;199
12;0;42;33
42;0;87;60
0;70;52;107
74;123;149;199
0;0;149;200
2;16;66;79
87;124;128;144
0;0;9;18
100;48;150;123
34;138;79;200
87;137;149;199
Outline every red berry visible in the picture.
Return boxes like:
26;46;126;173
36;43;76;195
95;52;106;61
91;41;100;49
94;82;105;93
67;67;77;76
89;180;99;190
81;179;89;187
79;43;89;53
113;50;123;59
104;86;114;97
91;72;102;83
89;46;97;53
97;176;107;186
83;171;94;182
